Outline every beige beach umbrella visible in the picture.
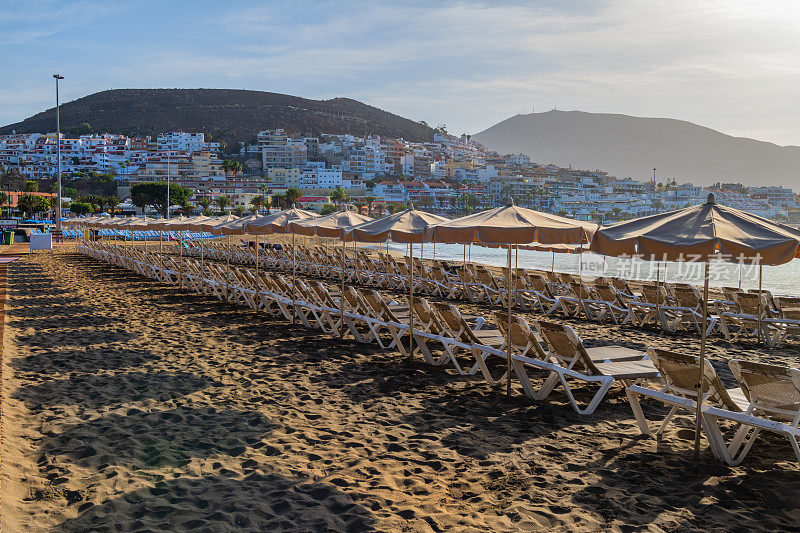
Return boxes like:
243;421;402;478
210;214;262;236
244;208;318;235
344;207;448;243
209;214;262;300
426;201;597;394
289;209;375;336
345;207;450;359
590;193;800;458
244;208;319;324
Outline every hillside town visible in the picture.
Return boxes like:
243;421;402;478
0;128;796;222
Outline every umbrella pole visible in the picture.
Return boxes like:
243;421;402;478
179;230;183;288
226;234;231;302
602;255;606;278
514;245;518;309
340;238;345;338
757;264;763;343
738;261;742;290
578;244;583;316
694;261;710;459
255;233;259;285
200;237;205;279
506;243;513;395
551;251;555;274
292;231;297;324
655;261;661;327
408;240;414;362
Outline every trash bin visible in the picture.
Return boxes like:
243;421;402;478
2;230;14;245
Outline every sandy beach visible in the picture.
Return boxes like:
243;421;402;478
2;247;800;531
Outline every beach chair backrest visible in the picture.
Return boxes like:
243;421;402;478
776;297;800;318
311;282;336;308
433;303;471;342
749;289;778;312
411;297;443;333
611;277;633;296
568;281;593;299
673;286;701;309
640;284;667;305
475;265;496;286
729;359;800;423
734;292;763;316
594;284;618;305
359;288;383;315
492;311;535;353
534;320;598;373
649;348;740;411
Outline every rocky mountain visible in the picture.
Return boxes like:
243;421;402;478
0;88;435;147
473;110;800;188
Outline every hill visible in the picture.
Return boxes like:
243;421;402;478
0;89;435;147
473;110;800;188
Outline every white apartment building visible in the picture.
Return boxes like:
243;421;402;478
267;167;302;188
156;132;218;153
300;162;343;189
506;153;531;166
258;129;308;169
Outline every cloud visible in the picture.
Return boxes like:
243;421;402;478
1;0;799;144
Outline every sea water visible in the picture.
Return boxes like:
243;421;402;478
386;242;800;297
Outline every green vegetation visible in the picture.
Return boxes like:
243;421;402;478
17;194;50;218
214;195;231;214
70;201;92;215
285;188;302;207
131;182;191;217
330;186;349;206
319;203;337;215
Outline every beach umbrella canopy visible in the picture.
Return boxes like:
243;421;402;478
591;193;800;265
167;215;210;232
590;193;800;458
288;209;373;238
83;215;112;227
211;214;262;236
344;207;449;243
479;242;581;254
425;202;596;245
186;214;239;233
245;208;318;235
94;216;125;227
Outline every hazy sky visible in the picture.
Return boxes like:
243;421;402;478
2;0;799;146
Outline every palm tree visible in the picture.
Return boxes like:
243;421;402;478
285;188;302;208
232;205;245;216
106;195;120;215
222;160;232;175
272;193;286;210
251;195;265;213
215;195;231;214
330;186;349;206
198;197;212;212
364;195;376;216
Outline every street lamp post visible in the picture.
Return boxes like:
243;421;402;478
166;153;170;219
53;74;64;232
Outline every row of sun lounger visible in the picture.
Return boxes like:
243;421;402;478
179;240;800;347
77;239;800;467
